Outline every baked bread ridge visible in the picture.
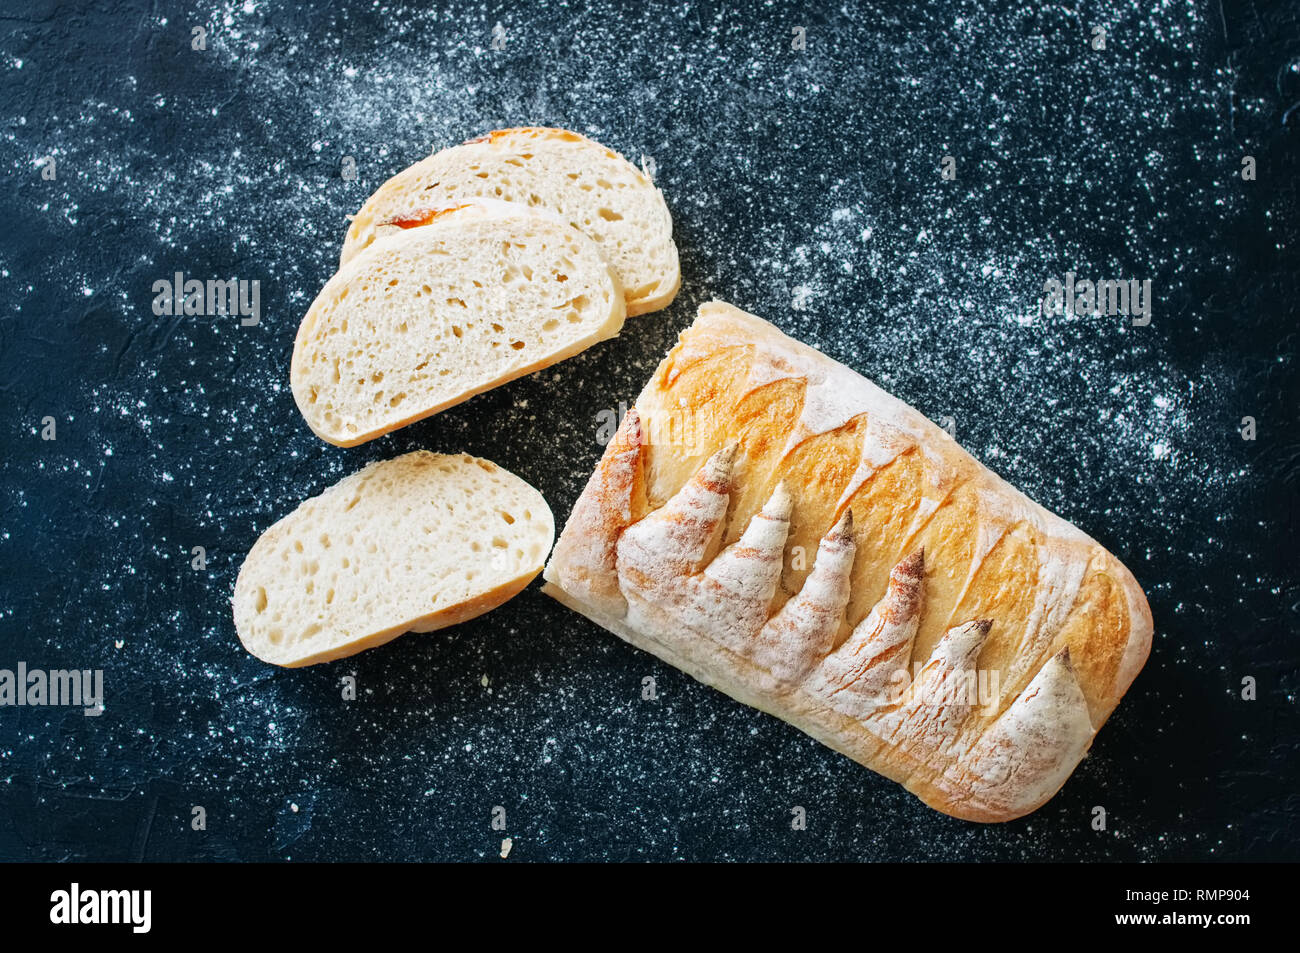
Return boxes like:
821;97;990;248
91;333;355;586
293;199;625;447
341;126;680;316
542;301;1153;822
235;450;554;667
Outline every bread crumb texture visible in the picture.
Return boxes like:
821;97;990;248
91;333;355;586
342;127;679;314
234;451;554;666
293;203;623;445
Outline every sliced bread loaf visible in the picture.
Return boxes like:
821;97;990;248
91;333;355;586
341;127;679;316
234;451;555;667
293;199;624;447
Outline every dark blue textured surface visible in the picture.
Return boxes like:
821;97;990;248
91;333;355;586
0;0;1296;861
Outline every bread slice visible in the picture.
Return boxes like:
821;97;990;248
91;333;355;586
234;451;554;667
341;127;680;317
543;301;1153;822
293;199;624;447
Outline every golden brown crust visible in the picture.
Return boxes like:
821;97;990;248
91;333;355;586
544;301;1153;821
465;126;606;153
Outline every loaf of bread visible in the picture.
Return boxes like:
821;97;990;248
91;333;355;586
293;200;624;447
235;451;554;666
543;301;1153;821
342;127;679;316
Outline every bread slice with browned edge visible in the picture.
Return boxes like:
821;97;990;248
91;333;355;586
293;200;624;447
234;451;555;667
341;127;680;317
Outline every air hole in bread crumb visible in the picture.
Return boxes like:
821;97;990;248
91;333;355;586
452;326;463;338
254;588;268;613
491;323;504;333
500;512;515;525
511;341;525;350
597;208;623;221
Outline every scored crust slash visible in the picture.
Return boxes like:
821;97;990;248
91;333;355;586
543;300;1153;822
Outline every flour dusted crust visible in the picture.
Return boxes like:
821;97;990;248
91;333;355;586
543;301;1153;822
